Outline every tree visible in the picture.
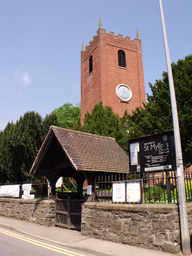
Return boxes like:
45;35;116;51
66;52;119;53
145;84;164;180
0;112;44;181
0;106;72;182
52;102;81;128
42;112;61;139
0;122;16;182
83;101;128;153
122;55;192;165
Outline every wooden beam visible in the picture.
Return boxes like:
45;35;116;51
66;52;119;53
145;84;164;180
38;169;53;174
52;162;71;171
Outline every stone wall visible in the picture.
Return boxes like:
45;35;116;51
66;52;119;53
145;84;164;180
0;198;55;226
81;202;183;254
187;203;192;236
1;198;192;254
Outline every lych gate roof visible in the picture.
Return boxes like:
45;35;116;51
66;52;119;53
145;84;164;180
30;126;129;175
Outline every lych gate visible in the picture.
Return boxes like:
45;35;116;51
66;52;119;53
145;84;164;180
30;126;129;230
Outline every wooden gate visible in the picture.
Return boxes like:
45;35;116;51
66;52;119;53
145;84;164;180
55;196;85;230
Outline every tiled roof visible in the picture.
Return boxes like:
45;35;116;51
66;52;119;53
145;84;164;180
30;126;129;174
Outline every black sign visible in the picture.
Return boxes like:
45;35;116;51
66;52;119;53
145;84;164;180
128;131;176;173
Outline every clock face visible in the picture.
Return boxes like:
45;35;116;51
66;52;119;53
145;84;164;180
116;84;132;101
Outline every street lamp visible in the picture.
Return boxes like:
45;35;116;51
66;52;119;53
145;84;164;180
159;0;190;254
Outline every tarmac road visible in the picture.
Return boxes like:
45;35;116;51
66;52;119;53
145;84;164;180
0;228;94;256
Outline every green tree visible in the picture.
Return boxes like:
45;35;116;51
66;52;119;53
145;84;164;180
122;54;192;165
0;108;68;182
42;112;61;139
0;112;44;182
52;102;81;128
83;101;128;153
0;122;16;182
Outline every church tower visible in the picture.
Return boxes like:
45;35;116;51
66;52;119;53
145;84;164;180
81;19;146;124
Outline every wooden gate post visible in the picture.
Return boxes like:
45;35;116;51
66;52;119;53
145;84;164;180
67;196;71;229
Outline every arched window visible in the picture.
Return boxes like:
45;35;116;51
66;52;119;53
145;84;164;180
118;50;126;68
89;55;93;73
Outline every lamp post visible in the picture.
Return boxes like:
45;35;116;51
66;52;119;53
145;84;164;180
159;0;190;254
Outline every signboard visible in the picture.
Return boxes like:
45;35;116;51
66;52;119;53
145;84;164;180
87;185;92;195
0;185;20;197
126;181;141;203
128;131;176;173
112;183;125;202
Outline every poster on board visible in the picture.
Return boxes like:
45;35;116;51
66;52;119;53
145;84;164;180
130;142;140;165
0;185;20;197
126;181;141;203
112;183;125;202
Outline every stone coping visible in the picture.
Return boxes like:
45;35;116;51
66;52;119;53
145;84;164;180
82;202;183;213
0;198;54;205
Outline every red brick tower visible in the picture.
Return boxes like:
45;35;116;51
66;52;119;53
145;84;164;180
81;19;145;124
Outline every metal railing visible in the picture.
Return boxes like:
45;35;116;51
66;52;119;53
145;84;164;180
93;170;192;204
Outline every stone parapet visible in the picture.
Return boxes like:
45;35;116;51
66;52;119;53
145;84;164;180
0;198;55;226
81;202;183;254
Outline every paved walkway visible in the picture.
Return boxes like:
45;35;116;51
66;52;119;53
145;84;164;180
0;216;181;256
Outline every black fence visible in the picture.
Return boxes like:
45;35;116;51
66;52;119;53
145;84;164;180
1;170;192;204
94;170;192;204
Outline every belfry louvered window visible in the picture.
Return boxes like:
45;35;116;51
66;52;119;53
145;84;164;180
89;55;93;73
118;50;126;68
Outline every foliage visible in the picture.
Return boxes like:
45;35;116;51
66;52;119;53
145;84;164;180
0;111;61;182
52;102;81;128
0;112;43;182
122;55;192;165
42;112;61;139
0;122;16;182
185;181;192;201
144;186;167;203
62;177;77;191
82;101;128;153
0;102;81;183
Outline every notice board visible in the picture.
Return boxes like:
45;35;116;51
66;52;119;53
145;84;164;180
128;131;176;173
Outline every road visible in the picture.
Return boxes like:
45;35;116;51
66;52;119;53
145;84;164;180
0;228;94;256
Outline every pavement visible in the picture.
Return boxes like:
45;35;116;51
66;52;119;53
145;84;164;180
0;216;183;256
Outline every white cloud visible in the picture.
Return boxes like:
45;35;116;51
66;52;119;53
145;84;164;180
13;70;32;86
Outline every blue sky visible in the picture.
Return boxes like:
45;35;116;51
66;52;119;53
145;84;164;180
0;0;191;131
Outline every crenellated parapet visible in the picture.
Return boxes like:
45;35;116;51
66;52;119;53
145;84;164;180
82;19;141;54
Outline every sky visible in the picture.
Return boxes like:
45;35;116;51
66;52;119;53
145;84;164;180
0;0;191;131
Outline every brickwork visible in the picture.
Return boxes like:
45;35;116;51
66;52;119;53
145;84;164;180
81;28;146;124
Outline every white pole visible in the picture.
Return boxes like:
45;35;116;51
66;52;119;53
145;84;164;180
159;0;190;254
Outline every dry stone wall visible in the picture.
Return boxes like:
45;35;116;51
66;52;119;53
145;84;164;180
0;198;55;226
81;202;182;254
